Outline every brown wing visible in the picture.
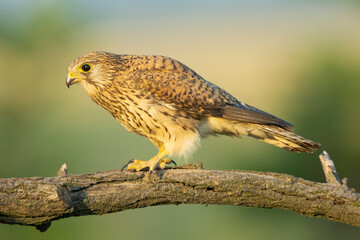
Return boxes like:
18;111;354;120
123;55;293;129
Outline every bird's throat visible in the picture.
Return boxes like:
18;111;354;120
81;81;100;97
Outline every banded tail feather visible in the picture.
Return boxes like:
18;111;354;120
251;124;321;153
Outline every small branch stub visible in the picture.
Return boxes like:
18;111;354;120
57;163;68;177
319;151;341;185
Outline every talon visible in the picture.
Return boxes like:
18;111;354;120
158;158;177;170
121;159;135;171
121;143;170;173
121;164;128;171
162;158;177;166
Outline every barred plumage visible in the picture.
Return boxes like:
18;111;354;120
66;51;321;172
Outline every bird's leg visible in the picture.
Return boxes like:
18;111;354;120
123;143;175;173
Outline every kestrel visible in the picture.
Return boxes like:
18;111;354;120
66;51;321;173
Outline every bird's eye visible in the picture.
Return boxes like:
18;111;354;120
81;64;91;72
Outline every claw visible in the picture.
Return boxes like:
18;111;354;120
157;158;176;170
121;159;135;171
170;159;177;166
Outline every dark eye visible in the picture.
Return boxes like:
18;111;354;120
81;64;91;72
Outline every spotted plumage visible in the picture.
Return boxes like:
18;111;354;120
66;51;321;172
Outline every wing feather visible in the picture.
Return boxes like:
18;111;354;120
123;55;293;129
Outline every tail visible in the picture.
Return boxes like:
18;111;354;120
250;124;321;153
205;117;321;153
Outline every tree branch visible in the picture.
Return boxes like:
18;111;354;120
0;152;359;232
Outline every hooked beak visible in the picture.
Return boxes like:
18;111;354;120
66;72;79;88
66;77;76;88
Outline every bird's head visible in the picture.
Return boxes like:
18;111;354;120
66;51;121;94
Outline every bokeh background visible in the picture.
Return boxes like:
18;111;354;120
1;0;360;239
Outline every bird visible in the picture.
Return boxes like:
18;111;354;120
66;51;321;173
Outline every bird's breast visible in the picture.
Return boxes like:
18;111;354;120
89;86;203;156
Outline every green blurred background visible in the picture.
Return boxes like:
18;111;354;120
1;0;360;239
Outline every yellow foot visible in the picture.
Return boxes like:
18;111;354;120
121;158;176;174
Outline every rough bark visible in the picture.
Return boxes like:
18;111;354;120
0;153;359;232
